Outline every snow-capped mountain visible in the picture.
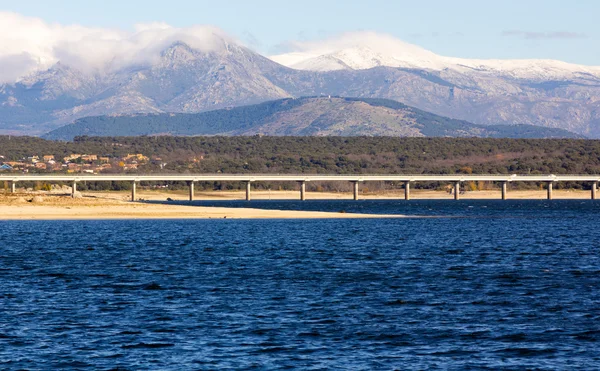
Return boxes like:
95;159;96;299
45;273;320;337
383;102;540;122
270;33;600;81
0;38;293;134
271;39;446;72
2;31;600;138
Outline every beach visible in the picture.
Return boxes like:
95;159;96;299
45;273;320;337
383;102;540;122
0;191;398;220
0;188;594;220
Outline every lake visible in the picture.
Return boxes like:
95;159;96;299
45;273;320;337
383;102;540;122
1;200;599;369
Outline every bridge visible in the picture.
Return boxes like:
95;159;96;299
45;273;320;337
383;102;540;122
1;174;600;201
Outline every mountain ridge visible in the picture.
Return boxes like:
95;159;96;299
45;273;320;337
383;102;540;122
270;32;600;80
2;34;600;137
43;96;582;140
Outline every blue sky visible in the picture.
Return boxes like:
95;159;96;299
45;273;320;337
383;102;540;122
1;0;598;65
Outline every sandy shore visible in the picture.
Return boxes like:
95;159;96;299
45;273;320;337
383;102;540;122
0;204;397;220
0;192;401;220
0;188;594;220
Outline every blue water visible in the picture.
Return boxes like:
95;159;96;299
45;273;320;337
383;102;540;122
1;200;600;369
171;198;600;218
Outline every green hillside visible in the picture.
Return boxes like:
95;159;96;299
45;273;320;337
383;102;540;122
44;97;581;140
2;136;600;177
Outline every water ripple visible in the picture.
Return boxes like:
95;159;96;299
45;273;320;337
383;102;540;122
1;200;600;369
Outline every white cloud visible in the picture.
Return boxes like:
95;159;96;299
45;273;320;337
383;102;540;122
272;31;436;58
0;53;39;83
0;12;237;83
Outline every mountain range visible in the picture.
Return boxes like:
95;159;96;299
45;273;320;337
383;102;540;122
2;31;600;137
44;97;580;140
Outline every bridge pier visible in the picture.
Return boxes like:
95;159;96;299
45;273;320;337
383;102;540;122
299;181;306;201
246;181;252;201
5;175;600;202
131;181;137;201
454;182;461;200
189;181;195;201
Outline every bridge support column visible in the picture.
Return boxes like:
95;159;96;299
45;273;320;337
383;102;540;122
454;182;461;200
404;181;411;201
189;181;195;201
352;181;359;201
502;181;508;200
246;182;252;201
299;181;306;201
547;182;553;200
131;181;137;201
10;181;16;194
592;182;597;200
72;181;77;197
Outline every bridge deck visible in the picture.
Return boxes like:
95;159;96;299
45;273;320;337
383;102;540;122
2;174;598;201
2;174;600;182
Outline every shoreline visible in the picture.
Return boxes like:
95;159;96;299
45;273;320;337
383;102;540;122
0;192;401;220
0;205;401;220
0;189;595;220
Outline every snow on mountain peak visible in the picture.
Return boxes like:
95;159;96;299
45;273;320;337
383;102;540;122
270;31;600;79
271;31;445;71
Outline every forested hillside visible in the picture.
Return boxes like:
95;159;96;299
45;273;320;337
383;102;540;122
2;136;600;175
43;97;581;140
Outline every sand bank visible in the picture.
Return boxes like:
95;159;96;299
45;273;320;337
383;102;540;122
0;188;594;220
0;194;400;220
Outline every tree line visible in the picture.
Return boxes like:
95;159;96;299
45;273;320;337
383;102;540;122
1;136;600;191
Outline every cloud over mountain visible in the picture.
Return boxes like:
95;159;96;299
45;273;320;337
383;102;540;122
0;12;237;83
269;30;600;80
270;31;443;70
2;14;600;138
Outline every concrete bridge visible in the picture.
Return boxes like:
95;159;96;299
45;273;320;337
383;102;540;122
1;174;599;201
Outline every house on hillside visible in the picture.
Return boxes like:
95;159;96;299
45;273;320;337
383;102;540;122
63;154;82;162
67;163;82;173
81;154;98;162
43;155;55;162
0;164;13;171
5;162;26;170
124;154;149;162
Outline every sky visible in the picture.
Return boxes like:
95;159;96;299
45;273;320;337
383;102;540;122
0;0;598;66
